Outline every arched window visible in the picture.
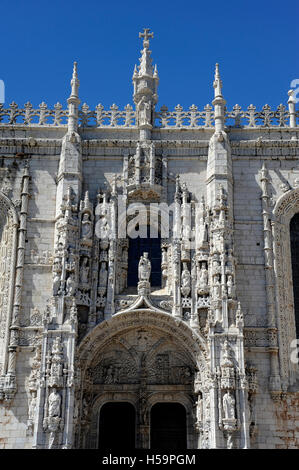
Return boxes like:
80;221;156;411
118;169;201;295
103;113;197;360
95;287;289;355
127;225;161;288
290;213;299;338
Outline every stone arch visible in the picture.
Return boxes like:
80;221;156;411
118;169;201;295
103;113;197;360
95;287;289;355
0;191;18;377
84;392;138;449
273;188;299;387
147;392;195;448
76;309;208;448
78;310;208;370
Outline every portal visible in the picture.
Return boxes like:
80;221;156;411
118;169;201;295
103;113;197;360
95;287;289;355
98;402;136;450
150;403;187;449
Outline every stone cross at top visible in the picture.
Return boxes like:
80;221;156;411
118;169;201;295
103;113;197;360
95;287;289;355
139;28;154;48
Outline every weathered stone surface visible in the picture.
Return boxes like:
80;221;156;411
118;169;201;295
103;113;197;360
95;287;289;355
0;29;298;449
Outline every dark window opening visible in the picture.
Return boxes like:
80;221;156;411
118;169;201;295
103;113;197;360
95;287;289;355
150;403;187;450
99;402;136;450
290;213;299;338
127;225;161;287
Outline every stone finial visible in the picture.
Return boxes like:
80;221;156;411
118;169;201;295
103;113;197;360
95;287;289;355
139;28;154;49
213;63;223;99
212;63;226;133
288;89;296;128
67;61;80;133
70;61;80;99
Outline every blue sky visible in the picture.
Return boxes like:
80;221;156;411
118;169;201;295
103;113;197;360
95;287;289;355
1;0;298;112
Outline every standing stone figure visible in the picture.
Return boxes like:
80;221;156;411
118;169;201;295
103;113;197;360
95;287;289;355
48;388;61;418
181;262;191;297
222;390;235;420
81;213;92;239
66;274;76;296
137;96;152;127
80;257;89;284
53;272;61;296
138;252;151;282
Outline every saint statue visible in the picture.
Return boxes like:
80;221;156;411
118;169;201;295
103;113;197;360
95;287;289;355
48;388;61;418
138;252;151;282
66;274;76;296
181;262;191;297
81;213;92;239
53;272;61;296
199;264;208;289
99;262;108;287
137;96;152;127
80;257;89;284
222;390;235;420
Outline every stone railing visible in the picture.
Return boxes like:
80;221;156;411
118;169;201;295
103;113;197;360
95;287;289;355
0;101;297;128
224;103;292;128
154;104;214;128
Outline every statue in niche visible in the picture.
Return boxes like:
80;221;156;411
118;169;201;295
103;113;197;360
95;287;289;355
213;275;221;298
138;252;151;282
227;274;235;298
222;390;236;420
99;262;108;287
181;262;191;297
196;394;203;425
53;272;61;296
81;213;92;239
198;264;208;290
48;388;61;418
66;248;76;271
137;96;152;127
66;273;76;296
80;257;89;284
28;390;37;422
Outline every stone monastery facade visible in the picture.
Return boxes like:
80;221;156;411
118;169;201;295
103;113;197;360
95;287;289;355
0;29;298;449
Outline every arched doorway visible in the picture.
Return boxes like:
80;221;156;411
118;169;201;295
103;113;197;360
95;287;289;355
98;402;136;450
150;403;187;450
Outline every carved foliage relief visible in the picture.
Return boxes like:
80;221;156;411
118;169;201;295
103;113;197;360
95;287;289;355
90;328;195;386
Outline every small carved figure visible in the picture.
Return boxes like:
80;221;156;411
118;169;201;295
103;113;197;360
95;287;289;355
213;275;221;298
227;275;235;298
138;252;151;282
138;96;152;126
53;272;61;296
48;388;61;418
66;274;76;296
80;257;89;284
28;390;37;421
199;264;208;289
81;213;92;239
99;262;108;287
222;391;235;420
181;262;191;297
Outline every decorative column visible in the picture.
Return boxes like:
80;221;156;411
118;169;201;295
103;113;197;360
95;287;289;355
260;163;281;396
5;163;30;399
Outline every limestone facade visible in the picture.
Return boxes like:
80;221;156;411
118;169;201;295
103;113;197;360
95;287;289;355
0;29;298;449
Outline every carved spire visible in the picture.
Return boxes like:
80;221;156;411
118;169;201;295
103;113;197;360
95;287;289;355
213;63;223;100
212;63;226;133
133;28;159;136
67;61;80;134
138;28;155;77
70;62;79;99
